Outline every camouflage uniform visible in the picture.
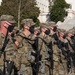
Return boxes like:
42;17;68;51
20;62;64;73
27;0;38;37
58;29;68;75
0;32;5;71
66;31;75;75
5;34;17;75
36;23;51;75
0;15;16;75
15;19;35;75
47;23;60;75
51;33;60;75
16;33;33;75
45;34;53;75
37;34;49;75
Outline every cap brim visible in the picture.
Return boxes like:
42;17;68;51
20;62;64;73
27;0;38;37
8;20;16;23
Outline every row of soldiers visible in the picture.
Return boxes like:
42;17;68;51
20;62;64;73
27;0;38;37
0;14;75;75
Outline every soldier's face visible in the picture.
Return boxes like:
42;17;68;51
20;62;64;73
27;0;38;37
59;32;64;37
68;33;74;38
34;30;38;35
3;21;14;29
24;25;30;30
41;27;47;32
2;21;11;28
5;21;15;32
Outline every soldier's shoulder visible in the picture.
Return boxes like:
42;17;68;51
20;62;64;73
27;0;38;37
17;31;25;38
46;35;52;42
38;33;43;38
15;32;25;42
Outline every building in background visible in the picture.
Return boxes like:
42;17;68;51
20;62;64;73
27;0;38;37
36;0;75;23
36;0;52;23
57;0;75;31
1;0;75;23
65;0;75;19
65;0;75;11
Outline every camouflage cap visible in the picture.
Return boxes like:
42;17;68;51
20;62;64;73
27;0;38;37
47;21;57;27
57;29;66;33
21;19;35;26
66;30;74;34
40;23;49;28
0;15;16;23
68;27;75;34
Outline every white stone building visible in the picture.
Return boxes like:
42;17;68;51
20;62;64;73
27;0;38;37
57;0;75;31
65;0;75;19
36;0;51;23
65;0;75;11
36;0;75;23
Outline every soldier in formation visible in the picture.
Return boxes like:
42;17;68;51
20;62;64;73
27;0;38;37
0;15;17;75
0;15;75;75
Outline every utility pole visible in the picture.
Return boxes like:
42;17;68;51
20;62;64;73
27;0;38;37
18;0;21;29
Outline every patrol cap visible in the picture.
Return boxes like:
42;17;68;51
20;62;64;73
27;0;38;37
66;31;74;34
21;19;35;26
47;21;57;27
68;27;75;34
0;15;16;23
57;28;66;33
40;23;48;28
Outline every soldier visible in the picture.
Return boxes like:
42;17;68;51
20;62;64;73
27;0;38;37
43;23;54;75
0;15;16;75
35;23;51;75
47;22;60;75
58;29;68;75
14;19;35;75
66;31;75;75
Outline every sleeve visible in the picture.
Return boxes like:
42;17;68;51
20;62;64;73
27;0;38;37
38;37;43;51
14;35;23;47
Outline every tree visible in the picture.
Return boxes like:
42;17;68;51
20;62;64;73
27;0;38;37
49;0;70;22
0;0;40;28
